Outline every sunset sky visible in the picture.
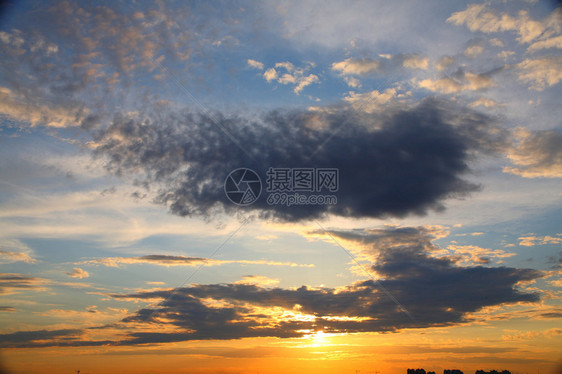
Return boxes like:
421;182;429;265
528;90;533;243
1;1;561;373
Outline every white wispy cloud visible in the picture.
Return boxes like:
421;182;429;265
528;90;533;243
0;239;37;264
66;268;90;279
418;75;486;93
0;86;80;128
504;128;562;178
262;61;319;94
233;275;280;287
464;44;484;58
469;97;501;108
247;59;264;70
418;69;498;94
448;4;561;49
332;54;428;76
343;88;402;113
445;244;517;266
332;58;381;75
518;234;562;247
516;56;562;90
0;250;36;264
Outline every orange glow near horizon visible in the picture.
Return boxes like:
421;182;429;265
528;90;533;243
2;325;561;374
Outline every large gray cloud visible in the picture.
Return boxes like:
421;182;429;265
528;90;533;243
92;99;507;221
107;227;540;344
0;227;541;348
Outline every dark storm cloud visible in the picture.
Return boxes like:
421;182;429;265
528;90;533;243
0;227;541;347
103;226;540;343
93;98;506;221
317;227;542;323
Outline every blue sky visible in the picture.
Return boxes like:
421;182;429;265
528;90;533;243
0;1;561;373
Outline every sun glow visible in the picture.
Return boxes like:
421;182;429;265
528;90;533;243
302;330;332;348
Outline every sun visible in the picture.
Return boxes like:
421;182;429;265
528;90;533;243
309;330;329;347
298;330;331;348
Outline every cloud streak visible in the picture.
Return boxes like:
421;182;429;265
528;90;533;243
0;273;48;295
79;255;314;268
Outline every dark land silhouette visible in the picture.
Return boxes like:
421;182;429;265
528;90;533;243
407;369;512;374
